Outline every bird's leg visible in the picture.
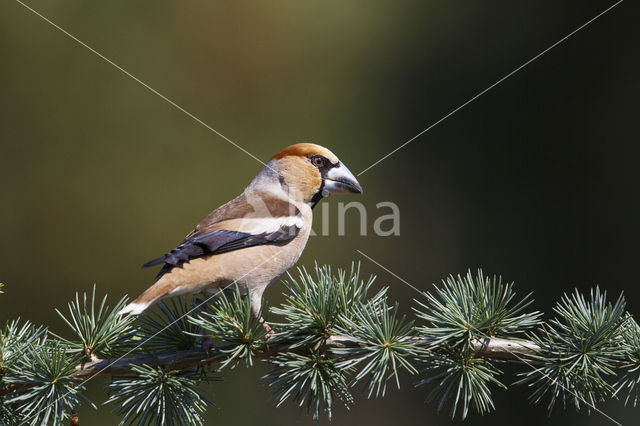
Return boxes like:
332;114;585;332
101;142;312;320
199;327;213;355
194;295;213;354
260;317;275;339
251;290;275;339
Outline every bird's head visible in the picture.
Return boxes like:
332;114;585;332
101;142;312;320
263;143;363;207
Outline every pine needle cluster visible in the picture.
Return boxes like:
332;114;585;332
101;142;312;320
1;266;640;424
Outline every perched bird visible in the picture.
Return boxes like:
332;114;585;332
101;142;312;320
119;143;362;327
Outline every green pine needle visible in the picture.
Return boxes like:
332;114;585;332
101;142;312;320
271;262;385;348
1;318;48;424
414;269;542;349
0;395;17;425
4;341;93;426
516;287;627;413
53;285;135;360
1;318;47;376
139;296;201;353
106;364;214;426
188;285;266;368
264;350;353;421
615;315;640;407
417;352;505;419
335;301;422;398
3;265;640;424
412;269;533;419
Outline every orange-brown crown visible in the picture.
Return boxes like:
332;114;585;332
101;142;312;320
271;143;339;164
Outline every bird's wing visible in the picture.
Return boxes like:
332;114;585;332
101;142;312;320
142;191;302;278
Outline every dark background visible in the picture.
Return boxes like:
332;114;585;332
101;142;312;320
1;1;638;424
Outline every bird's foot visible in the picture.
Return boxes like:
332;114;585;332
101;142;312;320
260;317;275;339
200;336;213;356
196;327;214;356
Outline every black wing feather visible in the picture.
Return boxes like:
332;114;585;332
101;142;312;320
142;225;300;280
142;230;248;268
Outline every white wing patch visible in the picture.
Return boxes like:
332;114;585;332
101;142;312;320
232;215;303;234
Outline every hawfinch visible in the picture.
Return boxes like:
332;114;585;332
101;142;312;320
119;143;362;322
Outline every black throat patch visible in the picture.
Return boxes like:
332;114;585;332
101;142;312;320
310;179;325;209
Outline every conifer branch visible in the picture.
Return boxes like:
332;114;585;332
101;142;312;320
1;334;540;393
1;265;638;425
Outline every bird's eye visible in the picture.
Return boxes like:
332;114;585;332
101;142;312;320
311;156;325;167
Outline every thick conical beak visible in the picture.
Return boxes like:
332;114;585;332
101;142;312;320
324;163;363;194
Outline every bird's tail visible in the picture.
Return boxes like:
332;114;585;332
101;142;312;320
118;281;175;315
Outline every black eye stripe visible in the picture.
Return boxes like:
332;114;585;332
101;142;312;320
310;155;337;169
310;155;326;167
310;155;338;181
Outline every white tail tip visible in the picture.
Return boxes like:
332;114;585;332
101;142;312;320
118;302;149;316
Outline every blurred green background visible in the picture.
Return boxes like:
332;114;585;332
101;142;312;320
1;1;638;424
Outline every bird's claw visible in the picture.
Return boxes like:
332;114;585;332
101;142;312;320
260;317;275;340
200;336;213;356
